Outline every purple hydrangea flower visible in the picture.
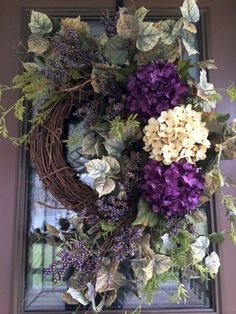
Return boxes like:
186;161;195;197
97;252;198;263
126;59;189;121
141;159;204;218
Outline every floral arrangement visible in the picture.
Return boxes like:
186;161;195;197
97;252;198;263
1;0;236;311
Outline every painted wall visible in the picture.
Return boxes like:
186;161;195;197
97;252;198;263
0;1;235;313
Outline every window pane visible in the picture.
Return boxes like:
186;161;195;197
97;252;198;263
24;15;212;312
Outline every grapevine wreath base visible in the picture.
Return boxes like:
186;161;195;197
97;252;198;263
30;94;97;210
1;0;236;312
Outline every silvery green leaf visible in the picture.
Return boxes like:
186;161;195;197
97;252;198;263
22;62;40;71
103;35;129;65
67;288;89;306
94;177;115;197
82;133;97;156
161;20;178;45
102;156;120;175
161;233;177;250
104;137;125;157
191;236;210;262
29;11;53;35
205;252;220;274
143;254;171;275
85;159;110;178
28;34;49;54
182;38;199;56
180;0;200;23
136;22;161;52
134;7;149;22
79;174;94;188
197;69;217;111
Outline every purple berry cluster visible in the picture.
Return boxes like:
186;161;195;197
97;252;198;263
44;241;100;288
126;59;189;122
100;9;117;38
96;196;129;224
111;226;143;262
141;159;204;218
41;27;96;84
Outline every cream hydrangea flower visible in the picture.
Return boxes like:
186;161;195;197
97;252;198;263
143;105;210;165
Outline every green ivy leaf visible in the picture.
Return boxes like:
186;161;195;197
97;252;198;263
214;112;230;123
133;198;158;227
180;0;200;23
94;177;116;197
28;34;49;54
85;159;110;178
113;65;137;83
208;231;225;244
136;22;161;52
103;35;129;65
178;60;190;81
29;10;53;35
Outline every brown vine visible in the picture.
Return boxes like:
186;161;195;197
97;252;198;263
30;93;97;211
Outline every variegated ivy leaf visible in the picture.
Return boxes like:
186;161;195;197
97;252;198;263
161;20;180;45
102;156;120;175
132;259;151;284
192;59;217;70
116;9;134;39
66;288;89;306
28;34;49;54
136;21;161;52
180;0;200;23
134;6;149;22
95;266;126;292
182;19;197;33
182;38;199;56
190;236;210;262
94;177;115;197
143;254;171;276
29;11;53;36
82;133;97;156
22;62;40;71
85;159;110;178
197;69;217;111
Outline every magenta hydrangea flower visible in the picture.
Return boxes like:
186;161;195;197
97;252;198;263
127;59;189;121
141;159;204;217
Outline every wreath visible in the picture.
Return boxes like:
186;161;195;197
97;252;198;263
1;0;236;311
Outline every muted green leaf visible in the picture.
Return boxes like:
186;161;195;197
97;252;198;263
28;34;49;54
208;231;225;244
103;35;129;65
94;177;115;197
85;159;110;178
104;137;125;157
133;198;158;227
227;83;236;102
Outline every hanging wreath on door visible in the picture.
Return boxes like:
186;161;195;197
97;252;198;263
1;0;236;311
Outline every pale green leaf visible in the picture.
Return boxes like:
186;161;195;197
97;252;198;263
85;159;110;178
28;34;49;54
208;231;225;244
136;22;161;52
161;20;178;45
143;254;171;275
180;0;200;23
29;10;53;35
227;83;236;102
94;177;115;197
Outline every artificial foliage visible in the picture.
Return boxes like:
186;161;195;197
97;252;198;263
1;0;236;312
